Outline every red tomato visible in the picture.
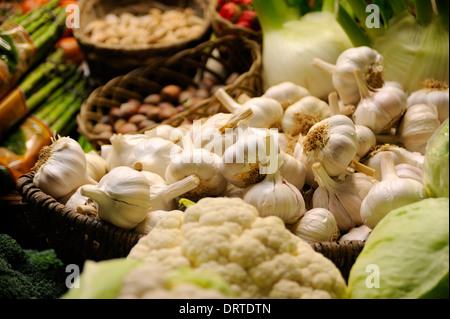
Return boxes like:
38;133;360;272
219;2;242;23
56;37;84;64
21;0;49;13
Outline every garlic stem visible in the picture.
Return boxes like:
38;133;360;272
219;106;254;133
155;175;200;202
312;162;336;195
312;58;337;75
350;160;375;177
215;88;241;113
328;91;341;116
354;68;371;100
379;152;398;181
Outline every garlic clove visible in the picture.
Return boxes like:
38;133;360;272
354;124;377;160
85;151;107;182
395;163;423;184
105;133;147;172
291;208;340;243
278;151;306;191
407;79;449;123
338;225;372;242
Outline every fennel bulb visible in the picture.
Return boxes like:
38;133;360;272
253;0;353;100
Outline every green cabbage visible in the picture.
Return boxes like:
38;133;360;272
423;119;449;198
348;198;449;299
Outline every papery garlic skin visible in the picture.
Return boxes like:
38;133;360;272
141;170;167;186
243;171;305;225
33;136;97;202
262;81;311;110
395;163;423;184
292;208;339;243
355;125;377;159
301;115;358;178
339;225;372;242
85;151;107;182
407;79;449;123
396;103;441;154
278;151;306;191
129;137;182;178
360;152;429;229
281;96;330;136
81;166;150;230
313;46;384;106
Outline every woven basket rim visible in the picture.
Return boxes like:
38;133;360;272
77;35;263;148
73;0;212;52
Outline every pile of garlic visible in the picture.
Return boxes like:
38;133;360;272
32;46;448;244
83;8;207;47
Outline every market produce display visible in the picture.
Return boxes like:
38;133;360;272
1;0;449;301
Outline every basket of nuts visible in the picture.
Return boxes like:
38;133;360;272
73;0;212;84
77;35;263;149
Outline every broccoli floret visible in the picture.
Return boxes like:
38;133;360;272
0;234;69;299
0;233;26;267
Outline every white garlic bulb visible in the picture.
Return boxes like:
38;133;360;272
165;136;226;201
407;79;449;123
311;162;376;232
360;152;429;229
33;136;97;202
396;103;441;154
85;151;107;182
65;185;94;212
313;46;384;106
134;210;181;235
301;114;358;178
243;171;306;225
262;81;311;110
81;166;150;230
215;88;284;129
352;72;407;134
292;208;340;243
362;144;424;180
222;182;245;198
129;137;182;178
281;95;330;136
220;128;279;188
141;170;167;186
105;133;146;172
354;124;377;159
145;124;189;143
278;151;306;191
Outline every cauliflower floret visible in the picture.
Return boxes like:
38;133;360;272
127;197;348;299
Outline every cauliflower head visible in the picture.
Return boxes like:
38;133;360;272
127;197;348;299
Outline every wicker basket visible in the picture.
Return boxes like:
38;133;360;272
209;0;262;43
77;35;263;149
16;172;364;280
73;0;212;84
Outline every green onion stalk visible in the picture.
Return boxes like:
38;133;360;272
337;0;449;93
252;0;353;99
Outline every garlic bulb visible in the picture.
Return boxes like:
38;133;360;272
129;137;182;178
407;79;449;123
395;163;423;184
81;166;150;230
100;144;112;161
32;136;97;202
222;182;245;198
85;151;107;182
360;152;429;229
134;210;181;235
352;70;407;134
165;136;226;201
243;170;306;225
65;185;96;213
301;114;358;178
141;170;167;186
281;95;330;136
339;225;372;242
105;133;147;172
313;46;384;106
149;175;200;211
355;124;377;159
278;150;306;191
145;124;189;143
396;103;441;154
215;88;284;129
362;144;424;180
292;208;339;243
312;162;376;232
262;81;311;109
220;129;279;188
